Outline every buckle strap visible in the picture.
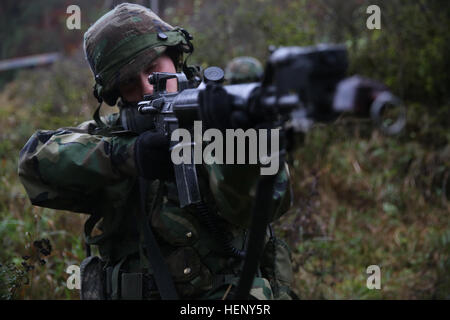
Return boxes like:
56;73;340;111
108;270;159;300
111;257;127;300
121;273;143;300
137;177;179;299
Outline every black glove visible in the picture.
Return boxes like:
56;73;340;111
198;84;253;131
134;130;174;181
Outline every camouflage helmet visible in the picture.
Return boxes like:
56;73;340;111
84;3;194;106
225;56;264;84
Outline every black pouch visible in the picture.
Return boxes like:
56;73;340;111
80;256;106;300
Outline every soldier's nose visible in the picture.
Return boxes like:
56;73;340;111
139;72;154;96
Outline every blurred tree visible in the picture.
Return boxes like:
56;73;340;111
1;0;448;104
162;0;449;106
346;0;450;106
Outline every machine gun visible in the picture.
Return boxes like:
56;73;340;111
122;44;406;299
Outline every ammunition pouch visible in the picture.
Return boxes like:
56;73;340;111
80;255;159;300
80;256;106;300
102;256;159;300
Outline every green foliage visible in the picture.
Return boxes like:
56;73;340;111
165;0;450;106
275;103;449;299
345;0;450;105
0;54;94;300
164;0;316;68
0;263;28;300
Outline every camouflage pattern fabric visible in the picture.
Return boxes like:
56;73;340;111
18;114;137;212
18;112;293;299
225;56;264;84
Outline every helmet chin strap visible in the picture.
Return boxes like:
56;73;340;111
93;82;103;103
175;27;202;81
91;81;109;129
93;100;106;129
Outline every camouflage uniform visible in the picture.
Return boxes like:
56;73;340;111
225;56;264;84
18;3;294;300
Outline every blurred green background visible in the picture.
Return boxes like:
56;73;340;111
0;0;448;299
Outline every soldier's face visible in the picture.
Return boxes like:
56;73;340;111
119;54;178;102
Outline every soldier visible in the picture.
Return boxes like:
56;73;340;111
18;3;294;300
225;56;264;84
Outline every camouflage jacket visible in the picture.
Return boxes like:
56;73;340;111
18;113;293;300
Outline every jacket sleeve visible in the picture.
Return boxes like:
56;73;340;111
18;118;138;213
204;162;292;228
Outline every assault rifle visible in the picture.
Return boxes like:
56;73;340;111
123;44;406;300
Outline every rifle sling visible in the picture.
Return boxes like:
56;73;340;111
136;177;179;300
233;129;286;300
232;173;278;299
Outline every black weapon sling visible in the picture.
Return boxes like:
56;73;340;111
232;174;278;299
136;177;179;299
233;128;286;300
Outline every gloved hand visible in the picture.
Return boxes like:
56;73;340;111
333;76;389;115
198;84;253;131
134;130;174;181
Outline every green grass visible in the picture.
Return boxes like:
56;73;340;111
274;107;449;299
0;58;94;300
